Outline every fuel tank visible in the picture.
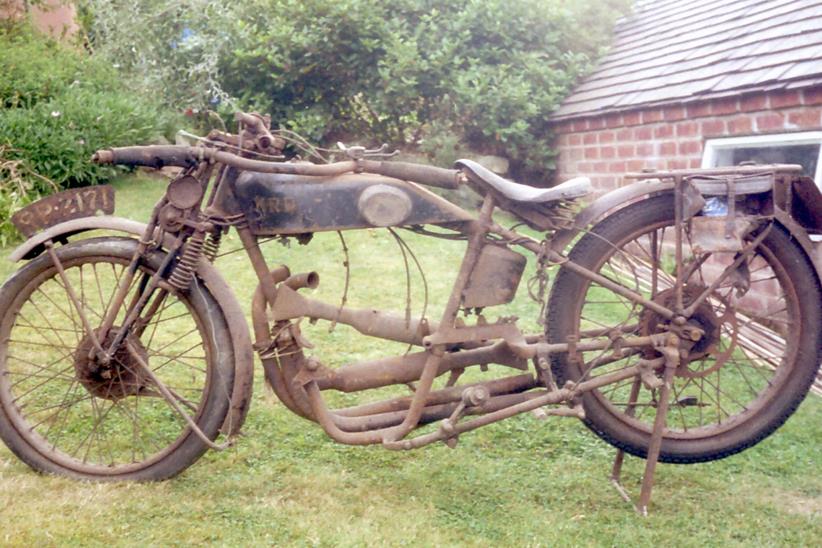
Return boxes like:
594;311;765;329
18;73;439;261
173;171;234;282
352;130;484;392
233;171;473;235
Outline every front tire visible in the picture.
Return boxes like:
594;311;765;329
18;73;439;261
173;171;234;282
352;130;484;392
0;237;235;480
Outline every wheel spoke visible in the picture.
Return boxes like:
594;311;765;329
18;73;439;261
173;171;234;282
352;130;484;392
554;197;809;459
0;247;219;476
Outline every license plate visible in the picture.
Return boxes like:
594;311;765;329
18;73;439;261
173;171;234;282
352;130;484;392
11;185;115;237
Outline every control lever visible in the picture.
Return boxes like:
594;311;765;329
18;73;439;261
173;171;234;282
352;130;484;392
337;142;400;160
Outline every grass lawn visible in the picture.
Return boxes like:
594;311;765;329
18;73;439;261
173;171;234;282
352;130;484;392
0;173;820;546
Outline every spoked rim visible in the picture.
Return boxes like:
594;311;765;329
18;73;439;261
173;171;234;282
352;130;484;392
0;254;214;476
571;217;801;439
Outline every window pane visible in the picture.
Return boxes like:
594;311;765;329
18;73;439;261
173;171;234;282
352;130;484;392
716;144;820;177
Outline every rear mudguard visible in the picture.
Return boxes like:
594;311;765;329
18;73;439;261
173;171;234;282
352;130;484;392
549;180;822;283
8;216;254;437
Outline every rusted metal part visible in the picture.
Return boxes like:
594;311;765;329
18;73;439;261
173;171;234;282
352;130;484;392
9;216;153;261
683;226;772;318
251;281;313;419
45;242;107;358
166;175;204;210
93;146;462;190
330;376;537;432
690;216;758;254
490;220;679;321
635;337;680;515
283;272;319;291
168;230;206;291
610;378;642;502
550;180;680;253
625;164;803;179
270;284;432;345
125;340;230;451
234;111;286;155
381;361;649;450
74;328;151;399
336;375;534;418
674;176;685;312
461;245;526;308
11;185;114;238
7;217;254;437
233;172;472;235
550;171;783;253
290;196;500;446
358;184;413;227
790;176;822;233
333;392;528;433
312;344;527;393
422;321;526;349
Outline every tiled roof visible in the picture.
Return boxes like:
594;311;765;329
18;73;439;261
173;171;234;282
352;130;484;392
553;0;822;120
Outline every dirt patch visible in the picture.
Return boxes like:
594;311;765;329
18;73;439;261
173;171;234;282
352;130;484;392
769;490;822;517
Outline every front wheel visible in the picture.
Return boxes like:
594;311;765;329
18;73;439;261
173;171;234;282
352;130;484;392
547;194;822;463
0;237;235;479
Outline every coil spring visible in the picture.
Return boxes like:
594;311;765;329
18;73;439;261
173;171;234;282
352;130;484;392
203;230;222;262
168;232;205;291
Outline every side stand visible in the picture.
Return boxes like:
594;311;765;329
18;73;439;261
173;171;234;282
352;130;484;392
610;337;680;515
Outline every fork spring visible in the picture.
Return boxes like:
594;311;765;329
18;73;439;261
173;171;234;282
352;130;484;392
168;231;205;290
203;230;222;262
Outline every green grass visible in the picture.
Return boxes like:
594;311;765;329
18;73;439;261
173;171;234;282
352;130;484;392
0;173;820;546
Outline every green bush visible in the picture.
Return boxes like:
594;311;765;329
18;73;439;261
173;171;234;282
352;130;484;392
76;0;236;112
217;0;630;178
0;86;171;188
81;0;629;179
0;147;57;247
0;24;178;244
0;20;147;109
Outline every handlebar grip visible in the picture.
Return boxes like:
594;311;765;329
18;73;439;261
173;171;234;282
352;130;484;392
92;146;200;168
363;161;460;190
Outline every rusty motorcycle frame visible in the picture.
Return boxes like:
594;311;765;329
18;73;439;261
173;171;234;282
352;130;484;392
2;112;821;514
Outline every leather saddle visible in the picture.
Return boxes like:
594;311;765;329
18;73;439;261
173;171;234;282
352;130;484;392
456;159;591;203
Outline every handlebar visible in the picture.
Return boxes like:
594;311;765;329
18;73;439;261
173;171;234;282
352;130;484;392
92;145;462;190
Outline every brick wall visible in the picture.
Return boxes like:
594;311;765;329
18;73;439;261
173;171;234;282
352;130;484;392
553;88;822;191
1;1;79;39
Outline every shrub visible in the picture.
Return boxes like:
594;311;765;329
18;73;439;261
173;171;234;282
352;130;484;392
218;0;631;178
76;0;236;112
0;146;58;247
0;86;172;188
80;0;630;179
0;23;178;243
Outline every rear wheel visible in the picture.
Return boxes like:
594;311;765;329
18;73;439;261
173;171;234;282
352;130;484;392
547;194;822;463
0;237;234;479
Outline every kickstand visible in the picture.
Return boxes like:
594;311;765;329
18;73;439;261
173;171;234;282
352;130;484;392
610;339;679;516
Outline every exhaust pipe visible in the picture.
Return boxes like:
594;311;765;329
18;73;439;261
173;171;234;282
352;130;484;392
284;271;319;290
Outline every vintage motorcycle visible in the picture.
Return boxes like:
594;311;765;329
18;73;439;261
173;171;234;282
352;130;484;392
1;112;821;513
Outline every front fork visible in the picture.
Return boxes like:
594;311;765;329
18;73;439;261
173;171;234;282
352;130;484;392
43;206;229;449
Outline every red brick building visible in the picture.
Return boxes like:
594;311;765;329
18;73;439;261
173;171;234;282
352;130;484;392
551;0;822;191
1;1;79;39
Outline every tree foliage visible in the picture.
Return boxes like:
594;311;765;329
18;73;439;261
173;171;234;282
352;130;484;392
0;23;176;244
82;0;631;178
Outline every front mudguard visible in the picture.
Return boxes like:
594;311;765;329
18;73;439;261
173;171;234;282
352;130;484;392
8;216;254;437
549;180;822;283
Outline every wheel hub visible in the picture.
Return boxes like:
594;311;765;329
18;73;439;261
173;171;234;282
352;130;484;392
639;285;735;377
73;328;151;400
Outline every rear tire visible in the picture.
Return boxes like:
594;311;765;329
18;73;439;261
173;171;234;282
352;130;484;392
547;194;822;463
0;237;235;480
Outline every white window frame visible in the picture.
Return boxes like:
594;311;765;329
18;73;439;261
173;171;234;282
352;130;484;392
702;132;822;188
703;132;822;241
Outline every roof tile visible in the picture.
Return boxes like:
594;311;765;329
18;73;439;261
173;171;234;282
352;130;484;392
554;0;822;120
